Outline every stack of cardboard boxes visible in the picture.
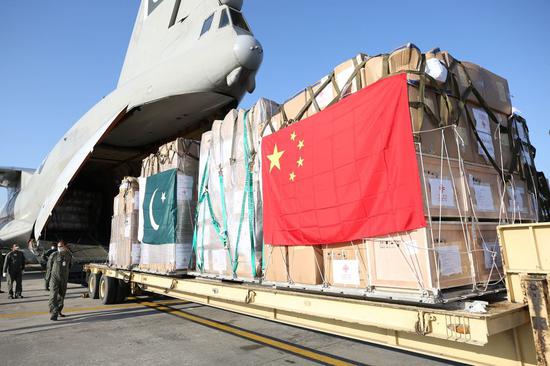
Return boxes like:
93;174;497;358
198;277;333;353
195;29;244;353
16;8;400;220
137;138;199;274
108;177;140;269
261;44;538;301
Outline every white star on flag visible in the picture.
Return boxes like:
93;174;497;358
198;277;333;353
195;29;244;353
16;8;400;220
161;192;166;203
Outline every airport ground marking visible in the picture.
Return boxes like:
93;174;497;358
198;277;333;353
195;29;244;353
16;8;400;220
141;300;366;366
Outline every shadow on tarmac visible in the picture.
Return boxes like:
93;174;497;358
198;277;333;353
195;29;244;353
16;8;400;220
1;306;163;334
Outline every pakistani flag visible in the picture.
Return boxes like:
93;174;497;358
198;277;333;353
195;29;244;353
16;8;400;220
142;169;177;244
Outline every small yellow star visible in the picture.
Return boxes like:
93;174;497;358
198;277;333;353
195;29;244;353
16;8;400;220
297;140;305;150
289;171;296;182
297;157;304;167
267;144;285;172
290;131;297;141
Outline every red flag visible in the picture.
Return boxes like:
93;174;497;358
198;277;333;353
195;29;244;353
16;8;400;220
262;74;426;246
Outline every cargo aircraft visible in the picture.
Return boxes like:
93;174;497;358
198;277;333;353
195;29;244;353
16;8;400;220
0;0;263;249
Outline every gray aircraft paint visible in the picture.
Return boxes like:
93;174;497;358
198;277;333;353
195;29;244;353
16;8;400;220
0;0;262;247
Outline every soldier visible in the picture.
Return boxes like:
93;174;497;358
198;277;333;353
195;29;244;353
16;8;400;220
43;243;57;291
2;244;26;299
46;240;73;321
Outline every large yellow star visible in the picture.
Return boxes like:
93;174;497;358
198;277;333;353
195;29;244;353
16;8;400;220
297;140;305;150
289;171;296;182
267;144;285;172
297;157;304;167
290;131;297;141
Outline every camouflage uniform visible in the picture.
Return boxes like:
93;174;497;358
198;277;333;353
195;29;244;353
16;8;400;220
46;250;73;316
43;248;57;290
2;249;25;298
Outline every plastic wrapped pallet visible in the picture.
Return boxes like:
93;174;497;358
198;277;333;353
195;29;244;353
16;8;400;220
138;138;199;274
195;99;280;280
108;177;140;269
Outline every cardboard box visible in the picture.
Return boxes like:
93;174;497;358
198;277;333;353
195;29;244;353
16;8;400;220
363;54;389;86
470;222;503;284
502;175;538;222
281;89;309;123
467;105;513;171
427;50;511;115
417;154;469;218
409;85;474;163
109;177;140;269
282;54;367;123
459;62;512;116
464;163;503;220
365;222;475;291
263;244;288;283
388;43;422;75
288;246;324;285
323;242;368;288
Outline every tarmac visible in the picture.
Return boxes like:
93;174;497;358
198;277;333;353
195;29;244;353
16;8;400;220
0;270;466;366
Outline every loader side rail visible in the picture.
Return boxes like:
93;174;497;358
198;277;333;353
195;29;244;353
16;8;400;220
86;263;536;366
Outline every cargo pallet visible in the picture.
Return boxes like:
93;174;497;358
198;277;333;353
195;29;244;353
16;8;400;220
86;223;550;366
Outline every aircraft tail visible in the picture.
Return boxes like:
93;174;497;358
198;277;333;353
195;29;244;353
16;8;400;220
118;0;203;87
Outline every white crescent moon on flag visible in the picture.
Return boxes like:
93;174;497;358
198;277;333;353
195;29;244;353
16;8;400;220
149;188;160;231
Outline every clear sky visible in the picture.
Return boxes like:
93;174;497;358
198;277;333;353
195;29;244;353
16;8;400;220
1;0;549;209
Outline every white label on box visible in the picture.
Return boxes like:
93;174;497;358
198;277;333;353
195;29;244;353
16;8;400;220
473;108;491;134
429;178;456;208
477;132;495;159
332;259;360;285
212;249;228;273
437;245;462;277
482;241;502;270
507;186;526;213
473;183;495;211
131;243;141;265
177;174;194;201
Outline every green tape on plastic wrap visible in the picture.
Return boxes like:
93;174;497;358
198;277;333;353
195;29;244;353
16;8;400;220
217;168;234;266
192;152;231;271
232;111;257;278
191;152;210;271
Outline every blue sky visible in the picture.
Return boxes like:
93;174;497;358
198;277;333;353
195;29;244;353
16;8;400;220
1;0;549;208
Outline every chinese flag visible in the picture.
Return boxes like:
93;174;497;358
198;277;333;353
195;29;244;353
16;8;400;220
262;74;425;246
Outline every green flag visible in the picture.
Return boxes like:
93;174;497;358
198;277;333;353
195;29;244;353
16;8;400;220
142;169;177;244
